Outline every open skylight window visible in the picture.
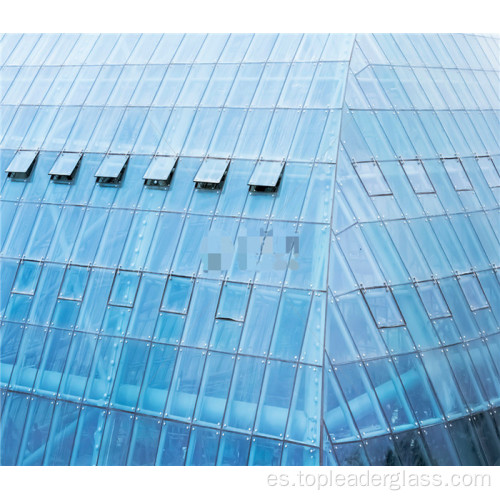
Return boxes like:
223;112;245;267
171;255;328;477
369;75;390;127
143;156;178;187
194;158;230;189
248;160;285;192
5;150;38;179
49;152;82;182
95;155;128;184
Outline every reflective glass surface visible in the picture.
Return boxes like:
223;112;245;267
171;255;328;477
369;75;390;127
0;33;499;466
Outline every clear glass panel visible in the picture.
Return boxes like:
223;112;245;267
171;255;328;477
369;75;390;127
209;320;243;354
416;281;450;319
442;158;473;191
185;425;219;466
12;260;41;294
446;344;488;412
323;363;359;442
194;158;229;184
286;364;321;445
0;392;30;465
5;150;37;175
70;405;106;465
58;332;97;402
0;322;24;387
239;286;281;356
363;287;405;328
33;328;72;396
143;156;177;183
126;273;166;340
109;270;140;308
393;354;443;425
127;415;162;466
75;268;114;334
181;280;220;348
137;343;177;416
9;325;47;392
255;360;296;438
110;339;149;411
458;274;489;310
97;410;134;466
160;276;194;314
94;155;128;180
365;357;417;432
43;400;80;465
224;355;266;432
84;336;123;406
248;437;282;465
155;420;190;465
217;431;251;465
248;160;284;188
194;351;234;426
165;347;205;421
216;282;250;321
17;396;54;466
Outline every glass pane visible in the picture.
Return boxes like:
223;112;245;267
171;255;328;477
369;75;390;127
5;150;37;175
216;282;250;321
270;289;310;361
110;339;149;410
160;276;194;314
0;322;23;387
0;392;30;465
363;287;405;328
165;348;205;421
98;410;134;466
59;265;89;301
155;420;190;465
224;355;266;432
255;360;296;438
185;426;219;466
43;400;80;465
9;326;47;392
416;281;451;319
248;160;284;188
17;396;54;466
355;161;391;196
84;336;123;406
125;274;165;340
217;432;251;465
458;274;489;310
365;358;417;432
33;328;72;396
137;343;177;416
335;362;388;438
127;416;162;466
143;156;177;183
49;152;81;178
393;354;443;425
70;405;107;465
94;155;128;181
109;270;141;308
239;286;281;356
12;260;41;294
194;158;230;184
286;364;321;445
442;158;472;191
248;437;282;465
194;351;234;426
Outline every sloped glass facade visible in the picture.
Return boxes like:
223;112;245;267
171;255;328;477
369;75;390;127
0;33;498;466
